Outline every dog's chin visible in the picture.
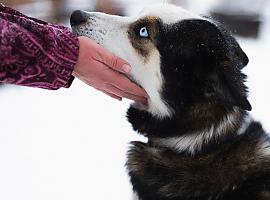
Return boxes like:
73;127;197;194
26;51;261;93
126;75;150;109
131;101;149;111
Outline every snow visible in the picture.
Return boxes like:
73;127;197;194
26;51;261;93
0;79;149;200
0;1;269;200
240;20;270;131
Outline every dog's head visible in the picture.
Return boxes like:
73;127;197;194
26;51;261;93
71;4;251;130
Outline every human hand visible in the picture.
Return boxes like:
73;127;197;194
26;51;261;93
73;36;148;104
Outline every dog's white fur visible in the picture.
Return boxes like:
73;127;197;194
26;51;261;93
237;114;253;135
138;4;202;24
72;4;202;118
151;108;253;155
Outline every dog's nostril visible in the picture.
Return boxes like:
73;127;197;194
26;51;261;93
70;10;87;26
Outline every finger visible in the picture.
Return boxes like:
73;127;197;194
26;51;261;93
111;73;148;98
94;46;131;74
90;64;148;98
89;58;148;98
101;90;122;101
105;84;148;104
95;87;122;101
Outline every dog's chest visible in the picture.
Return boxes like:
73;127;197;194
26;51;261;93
127;127;270;200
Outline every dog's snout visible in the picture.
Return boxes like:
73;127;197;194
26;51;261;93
70;10;87;26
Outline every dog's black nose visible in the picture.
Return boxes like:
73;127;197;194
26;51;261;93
70;10;87;26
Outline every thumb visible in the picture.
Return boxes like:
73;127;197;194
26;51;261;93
95;45;131;74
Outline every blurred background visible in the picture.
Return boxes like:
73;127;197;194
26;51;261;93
0;0;269;200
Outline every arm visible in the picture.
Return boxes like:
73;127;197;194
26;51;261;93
0;4;148;102
0;4;79;90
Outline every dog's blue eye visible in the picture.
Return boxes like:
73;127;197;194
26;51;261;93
139;27;149;38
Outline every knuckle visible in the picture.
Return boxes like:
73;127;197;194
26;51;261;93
110;57;119;68
111;74;123;85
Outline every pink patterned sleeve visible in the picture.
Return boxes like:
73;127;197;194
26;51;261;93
0;4;79;90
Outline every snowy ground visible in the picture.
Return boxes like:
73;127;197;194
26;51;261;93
0;1;269;200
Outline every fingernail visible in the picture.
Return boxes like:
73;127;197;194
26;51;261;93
122;64;131;73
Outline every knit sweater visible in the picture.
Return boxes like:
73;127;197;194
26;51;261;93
0;4;79;89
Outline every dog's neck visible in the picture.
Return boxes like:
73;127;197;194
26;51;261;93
127;105;252;156
150;111;252;155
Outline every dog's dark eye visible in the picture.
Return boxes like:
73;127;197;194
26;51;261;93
138;26;149;38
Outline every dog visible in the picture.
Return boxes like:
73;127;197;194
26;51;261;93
70;4;270;200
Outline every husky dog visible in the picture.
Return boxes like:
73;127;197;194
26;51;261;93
71;4;270;200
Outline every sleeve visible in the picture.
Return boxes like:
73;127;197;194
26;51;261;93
0;4;80;90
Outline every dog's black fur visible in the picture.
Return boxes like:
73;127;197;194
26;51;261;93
126;19;270;200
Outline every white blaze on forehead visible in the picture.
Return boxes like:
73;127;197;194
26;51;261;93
138;4;202;24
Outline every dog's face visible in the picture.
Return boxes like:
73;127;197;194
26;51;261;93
71;4;251;120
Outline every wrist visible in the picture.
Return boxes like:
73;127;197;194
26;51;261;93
73;36;85;76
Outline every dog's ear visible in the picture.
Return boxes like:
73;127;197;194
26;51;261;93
215;20;249;70
197;20;252;111
221;58;252;111
215;22;252;111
